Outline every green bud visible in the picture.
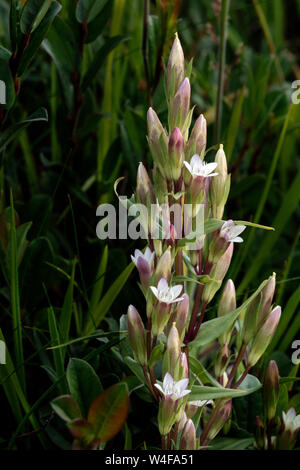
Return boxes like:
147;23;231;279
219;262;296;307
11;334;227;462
202;243;233;304
166;33;185;100
153;248;172;284
174;293;189;341
136;162;154;207
186;114;207;161
210;145;230;219
158;396;177;436
214;344;229;378
218;279;236;345
206;399;232;442
263;360;279;421
258;273;276;327
168;127;184;181
180;419;196;450
167;323;181;380
169;78;191;133
127;305;147;366
254;416;266;449
241;294;262;345
147;108;169;178
247;306;281;367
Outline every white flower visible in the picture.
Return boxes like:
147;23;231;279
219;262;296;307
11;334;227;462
184;154;218;178
131;247;154;267
150;278;184;304
154;372;191;400
189;399;213;407
282;408;300;433
220;220;246;243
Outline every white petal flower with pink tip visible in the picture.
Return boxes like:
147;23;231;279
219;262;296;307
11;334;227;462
150;278;184;304
184;154;218;178
154;373;191;400
220;220;246;243
131;247;154;267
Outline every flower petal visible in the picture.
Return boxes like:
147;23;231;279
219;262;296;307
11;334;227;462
176;378;189;393
183;161;192;174
170;284;183;299
154;384;165;396
163;372;174;390
150;286;159;299
158;278;169;291
204;162;218;174
231;236;243;243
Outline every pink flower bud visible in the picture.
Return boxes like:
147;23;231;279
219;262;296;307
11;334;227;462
168;127;184;181
147;108;169;177
179;352;189;379
180;419;196;450
263;360;279;421
127;305;147;365
167;323;181;379
175;293;189;341
210;145;230;219
166;35;185;99
136;162;154;206
187;114;207;159
206;399;232;442
247;306;281;367
169;78;191;132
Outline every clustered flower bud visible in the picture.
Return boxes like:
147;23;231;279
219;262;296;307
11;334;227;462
124;33;282;451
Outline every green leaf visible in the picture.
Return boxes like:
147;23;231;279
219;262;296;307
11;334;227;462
59;258;76;352
209;437;253;450
9;191;25;390
81;35;129;92
51;395;82;423
236;374;262;395
191;276;272;348
48;306;67;394
0;108;48;153
20;0;52;34
188;385;247;401
124;356;147;386
226;87;245;162
66;358;103;416
189;356;223;388
75;0;108;23
89;245;108;315
18;1;62;75
87;383;129;442
85;1;112;43
84;261;134;335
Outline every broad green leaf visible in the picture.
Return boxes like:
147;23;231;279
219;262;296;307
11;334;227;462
75;0;108;23
20;0;52;34
18;1;62;75
81;35;129;92
189;356;223;388
51;395;82;423
236;374;262;395
188;385;246;401
0;108;48;153
85;1;112;43
191;275;272;348
87;383;129;442
209;437;253;450
66;358;103;416
124;356;147;386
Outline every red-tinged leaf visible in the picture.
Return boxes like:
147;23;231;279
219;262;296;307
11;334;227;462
87;383;129;443
68;418;94;440
51;395;82;423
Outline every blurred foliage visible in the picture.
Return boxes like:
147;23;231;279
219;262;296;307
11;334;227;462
0;0;299;450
